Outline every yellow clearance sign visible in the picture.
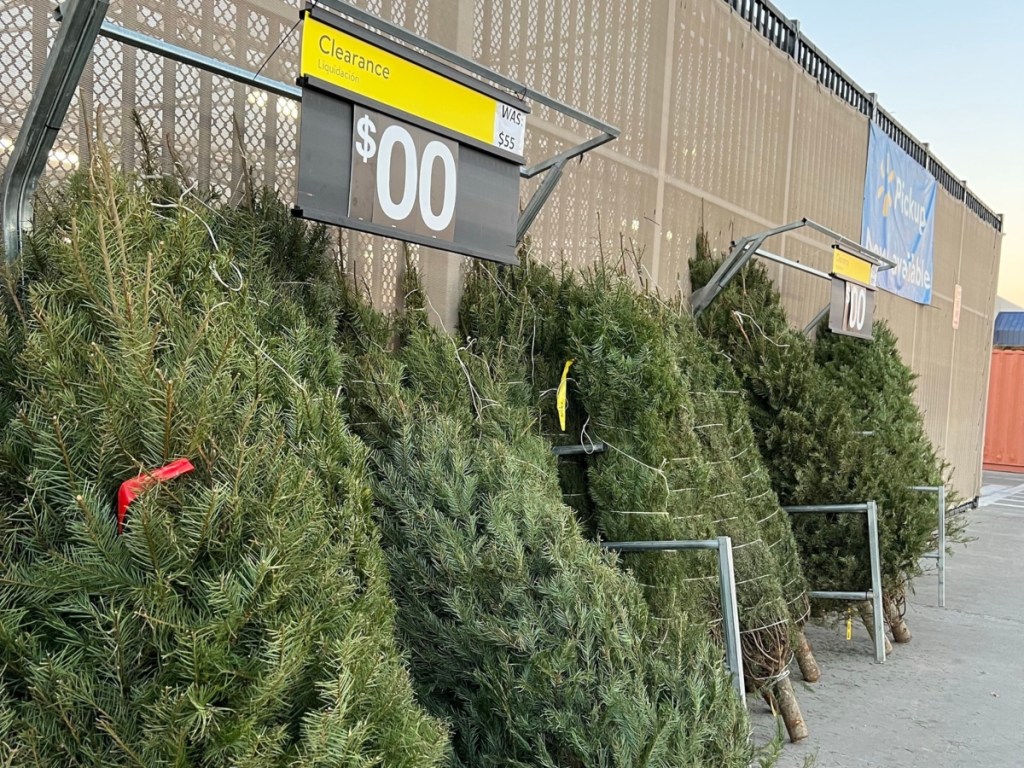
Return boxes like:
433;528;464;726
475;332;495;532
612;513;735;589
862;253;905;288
300;16;526;159
832;247;875;287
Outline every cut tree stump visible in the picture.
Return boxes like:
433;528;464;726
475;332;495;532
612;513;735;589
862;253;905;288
857;601;893;655
772;675;809;742
884;595;912;643
794;628;820;682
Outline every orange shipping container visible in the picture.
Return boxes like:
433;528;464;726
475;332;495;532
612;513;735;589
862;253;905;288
983;349;1024;472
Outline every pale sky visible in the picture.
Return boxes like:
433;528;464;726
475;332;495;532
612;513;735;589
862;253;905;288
776;0;1023;306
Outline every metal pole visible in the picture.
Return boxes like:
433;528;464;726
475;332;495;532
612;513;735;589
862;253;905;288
601;539;719;552
938;485;946;608
314;0;619;136
867;501;885;663
803;303;830;335
99;21;301;100
753;247;832;281
784;503;869;514
808;590;872;600
517;159;567;241
716;536;746;700
2;0;110;261
602;537;744;699
909;485;947;608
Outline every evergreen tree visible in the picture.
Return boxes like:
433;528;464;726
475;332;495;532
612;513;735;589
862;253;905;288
331;273;758;767
0;165;447;765
690;234;952;642
460;255;813;741
814;320;959;640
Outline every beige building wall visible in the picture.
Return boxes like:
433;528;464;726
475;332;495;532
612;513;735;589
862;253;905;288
0;0;1002;496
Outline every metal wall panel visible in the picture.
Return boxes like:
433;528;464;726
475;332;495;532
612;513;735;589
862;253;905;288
668;1;791;224
874;290;919;366
931;187;965;303
948;309;992;491
659;186;766;298
785;73;867;245
913;296;956;449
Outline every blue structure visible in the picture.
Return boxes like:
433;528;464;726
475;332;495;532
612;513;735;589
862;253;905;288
993;312;1024;348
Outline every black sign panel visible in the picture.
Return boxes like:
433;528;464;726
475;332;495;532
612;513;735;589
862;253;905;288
294;83;520;265
829;277;875;340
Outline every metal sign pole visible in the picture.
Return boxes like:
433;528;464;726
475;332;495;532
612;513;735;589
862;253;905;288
689;218;896;318
8;4;616;265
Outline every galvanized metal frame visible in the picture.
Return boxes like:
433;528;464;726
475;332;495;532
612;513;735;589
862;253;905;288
910;485;947;608
689;218;896;317
99;19;302;100
784;501;886;663
1;0;109;261
601;537;745;699
2;0;618;262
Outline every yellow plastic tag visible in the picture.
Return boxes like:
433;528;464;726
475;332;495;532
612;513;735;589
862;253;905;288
557;360;574;431
845;608;853;641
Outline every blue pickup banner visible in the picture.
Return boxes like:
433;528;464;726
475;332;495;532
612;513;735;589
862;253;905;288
861;122;937;305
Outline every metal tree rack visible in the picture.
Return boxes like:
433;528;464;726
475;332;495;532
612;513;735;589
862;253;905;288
553;442;746;699
600;537;745;700
784;501;886;663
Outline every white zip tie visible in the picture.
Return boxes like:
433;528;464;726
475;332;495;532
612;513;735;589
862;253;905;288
731;539;765;550
735;573;772;586
240;332;306;395
732;311;790;349
756;509;780;525
739;616;789;634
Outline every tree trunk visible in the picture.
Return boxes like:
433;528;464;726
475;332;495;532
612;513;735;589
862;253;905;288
773;676;809;742
793;628;820;682
884;594;912;643
857;601;893;654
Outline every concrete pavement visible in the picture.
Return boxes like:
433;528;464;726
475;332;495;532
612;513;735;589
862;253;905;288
753;471;1024;767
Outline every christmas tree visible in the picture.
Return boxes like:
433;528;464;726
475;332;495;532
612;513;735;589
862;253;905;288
814;319;958;641
460;254;814;741
690;234;953;643
330;274;757;767
0;163;447;765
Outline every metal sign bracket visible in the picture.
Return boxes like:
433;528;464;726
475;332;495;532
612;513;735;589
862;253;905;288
689;218;895;318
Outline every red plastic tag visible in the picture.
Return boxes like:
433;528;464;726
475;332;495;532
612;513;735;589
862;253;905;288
116;458;195;534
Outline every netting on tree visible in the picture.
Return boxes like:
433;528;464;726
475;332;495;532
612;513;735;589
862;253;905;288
460;253;814;740
326;271;757;767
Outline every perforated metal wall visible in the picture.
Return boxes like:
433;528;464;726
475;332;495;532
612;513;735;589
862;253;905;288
0;0;1002;495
